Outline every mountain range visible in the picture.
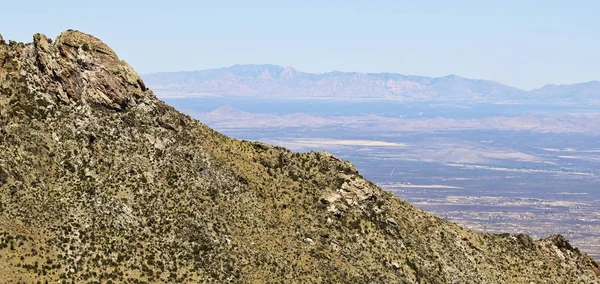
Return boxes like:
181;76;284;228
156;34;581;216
143;64;600;103
1;30;599;283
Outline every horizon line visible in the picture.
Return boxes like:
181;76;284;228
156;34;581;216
141;64;600;92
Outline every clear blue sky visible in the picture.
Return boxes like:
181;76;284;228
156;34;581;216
2;0;598;90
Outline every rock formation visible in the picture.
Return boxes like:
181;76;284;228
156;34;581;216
0;30;598;283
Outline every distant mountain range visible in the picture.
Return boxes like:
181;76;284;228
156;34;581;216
142;64;600;103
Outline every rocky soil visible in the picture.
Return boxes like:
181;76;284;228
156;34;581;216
0;30;599;283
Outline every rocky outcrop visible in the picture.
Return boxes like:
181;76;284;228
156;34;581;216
0;30;598;283
28;30;147;111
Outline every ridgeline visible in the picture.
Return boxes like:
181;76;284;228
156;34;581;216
0;30;598;283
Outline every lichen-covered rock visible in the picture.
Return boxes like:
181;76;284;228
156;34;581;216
29;29;147;111
0;30;598;283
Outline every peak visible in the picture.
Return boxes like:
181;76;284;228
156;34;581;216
226;64;284;77
280;66;299;78
209;105;252;119
211;105;244;114
441;74;462;80
54;29;119;60
1;30;151;112
2;30;600;283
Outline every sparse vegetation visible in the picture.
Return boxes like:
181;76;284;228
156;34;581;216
0;30;598;283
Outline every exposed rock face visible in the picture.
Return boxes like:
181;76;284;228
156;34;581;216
28;30;147;111
0;30;599;283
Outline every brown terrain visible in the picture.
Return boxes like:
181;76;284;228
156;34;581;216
0;30;599;283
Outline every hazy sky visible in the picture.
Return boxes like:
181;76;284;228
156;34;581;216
2;0;598;90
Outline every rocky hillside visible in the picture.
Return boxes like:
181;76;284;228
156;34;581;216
0;30;599;283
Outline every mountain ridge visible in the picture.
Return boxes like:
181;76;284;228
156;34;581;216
142;64;599;101
1;30;599;283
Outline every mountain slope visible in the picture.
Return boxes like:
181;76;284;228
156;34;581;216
0;30;599;283
530;81;600;102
